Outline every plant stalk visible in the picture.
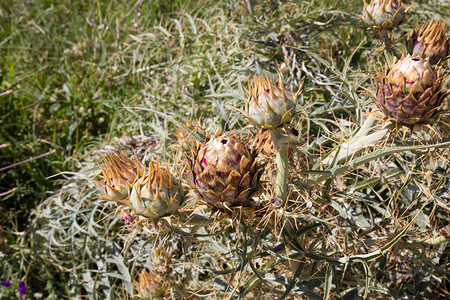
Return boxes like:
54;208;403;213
270;129;289;201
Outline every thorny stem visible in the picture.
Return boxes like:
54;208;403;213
270;129;289;202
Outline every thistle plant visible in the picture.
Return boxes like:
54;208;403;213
10;1;450;300
361;0;409;58
136;247;177;299
242;74;298;129
324;52;449;165
250;129;276;157
250;128;296;159
137;270;165;299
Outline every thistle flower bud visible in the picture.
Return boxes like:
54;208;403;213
243;74;299;129
406;20;449;64
370;55;448;124
129;160;183;220
250;129;277;157
137;270;166;299
99;151;142;202
362;0;405;32
137;247;174;299
189;130;260;210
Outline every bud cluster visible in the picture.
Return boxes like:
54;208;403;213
360;0;449;125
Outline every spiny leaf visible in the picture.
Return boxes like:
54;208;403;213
323;264;333;300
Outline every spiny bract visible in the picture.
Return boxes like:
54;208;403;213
371;54;448;124
190;130;260;210
250;129;277;158
406;20;449;64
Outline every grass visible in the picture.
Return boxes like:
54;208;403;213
1;0;449;299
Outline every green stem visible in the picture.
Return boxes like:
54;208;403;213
270;129;289;201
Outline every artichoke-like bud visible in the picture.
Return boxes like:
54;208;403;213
129;160;183;219
137;248;173;299
190;130;260;210
137;270;168;299
362;0;405;32
406;20;449;64
99;151;142;202
371;55;448;124
243;74;299;129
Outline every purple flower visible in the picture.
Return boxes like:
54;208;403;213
18;282;26;294
0;280;11;287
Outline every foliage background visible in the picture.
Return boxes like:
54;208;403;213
0;0;449;299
